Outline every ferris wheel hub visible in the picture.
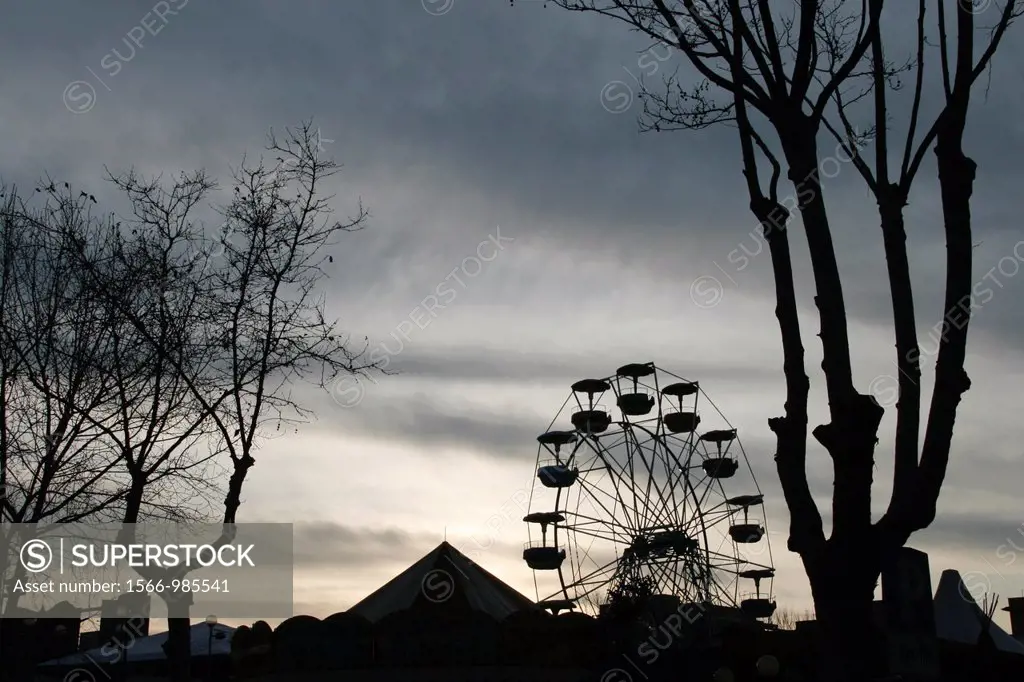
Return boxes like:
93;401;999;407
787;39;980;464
623;528;700;562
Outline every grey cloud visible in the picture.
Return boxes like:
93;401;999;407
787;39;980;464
333;390;540;460
913;512;1024;560
386;346;786;387
4;1;1021;354
324;383;813;527
292;522;438;569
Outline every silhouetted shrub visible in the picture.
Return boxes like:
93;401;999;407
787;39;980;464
319;612;374;668
374;608;498;667
272;615;322;671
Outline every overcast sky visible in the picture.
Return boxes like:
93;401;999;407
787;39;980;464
4;0;1024;628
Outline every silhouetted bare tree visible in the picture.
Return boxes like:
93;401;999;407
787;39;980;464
1;185;133;530
82;122;382;679
768;605;815;630
1;122;383;680
0;186;168;616
544;1;1020;678
0;182;224;630
601;571;658;625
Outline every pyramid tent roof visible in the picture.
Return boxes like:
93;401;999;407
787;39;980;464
348;541;540;622
933;569;1024;655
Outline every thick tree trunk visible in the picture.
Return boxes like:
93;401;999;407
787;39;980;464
878;108;975;548
119;477;196;682
159;454;255;681
781;136;884;523
878;194;923;518
810;546;882;682
913;137;974;528
163;595;194;682
780;127;886;681
159;456;254;681
123;476;145;523
899;0;975;540
224;454;255;524
753;198;823;556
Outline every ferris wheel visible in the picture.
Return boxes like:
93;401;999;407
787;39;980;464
522;362;776;621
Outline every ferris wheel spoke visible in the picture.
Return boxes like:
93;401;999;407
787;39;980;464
618;436;652;532
711;565;748;578
649;440;681;527
574;470;642;536
560;524;629;545
623;424;679;530
573;473;634;520
683;564;711;602
571;527;603;600
645;430;687;527
575;567;624;589
668;459;706;515
632;428;668;531
571;524;606;598
656;442;689;528
738;558;775;572
576;437;642;533
571;460;611;519
648;557;688;597
698;497;735;517
557;516;634;536
571;442;607;474
684;466;723;520
692;475;724;518
564;522;633;550
567;560;622;603
561;499;593;593
655;555;701;602
622;429;649;532
602;434;650;531
708;530;739;559
576;464;615;478
708;573;739;606
610;444;667;532
562;512;634;535
707;548;747;568
572;555;622;587
631;431;670;530
697;508;736;530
